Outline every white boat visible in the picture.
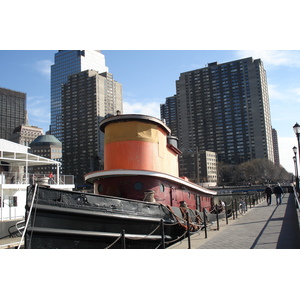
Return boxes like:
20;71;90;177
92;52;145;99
0;139;75;239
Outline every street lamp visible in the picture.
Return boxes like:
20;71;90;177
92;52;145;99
293;123;300;160
293;149;299;192
293;123;300;192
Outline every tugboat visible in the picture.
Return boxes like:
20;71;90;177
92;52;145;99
24;114;217;249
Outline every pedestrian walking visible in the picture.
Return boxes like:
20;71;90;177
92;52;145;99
264;185;273;205
273;183;284;205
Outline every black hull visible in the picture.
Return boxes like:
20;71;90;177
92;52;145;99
24;185;196;249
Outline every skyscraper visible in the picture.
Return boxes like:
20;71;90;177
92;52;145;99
61;69;122;187
0;87;26;140
161;57;274;179
161;95;178;138
50;50;108;141
272;128;280;166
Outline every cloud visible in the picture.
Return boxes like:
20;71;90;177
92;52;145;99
268;84;284;100
236;50;300;68
123;99;161;118
27;96;50;128
278;136;297;174
33;59;52;77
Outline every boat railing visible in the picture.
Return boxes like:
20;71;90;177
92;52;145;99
0;171;74;186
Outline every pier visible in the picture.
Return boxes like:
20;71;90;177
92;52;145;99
169;192;300;249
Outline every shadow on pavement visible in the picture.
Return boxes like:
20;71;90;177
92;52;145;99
276;194;300;249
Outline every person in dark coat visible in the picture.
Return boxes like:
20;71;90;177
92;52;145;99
273;183;284;205
264;185;273;205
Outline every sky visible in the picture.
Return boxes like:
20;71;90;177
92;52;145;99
0;50;300;174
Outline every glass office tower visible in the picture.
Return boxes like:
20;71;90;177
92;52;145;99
50;50;108;141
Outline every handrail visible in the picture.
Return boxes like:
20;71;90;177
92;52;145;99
292;185;300;210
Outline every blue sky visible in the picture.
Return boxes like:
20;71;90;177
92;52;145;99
0;50;300;173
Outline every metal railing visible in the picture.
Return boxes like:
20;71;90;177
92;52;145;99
0;171;74;185
104;192;267;249
292;185;300;210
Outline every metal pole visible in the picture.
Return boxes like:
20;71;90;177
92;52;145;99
215;204;219;230
294;154;299;193
186;212;191;249
160;219;165;249
225;202;228;225
121;229;126;249
203;209;207;238
297;133;300;185
235;198;238;219
57;163;60;185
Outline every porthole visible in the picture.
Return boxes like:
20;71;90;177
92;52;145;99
134;182;143;191
98;184;103;194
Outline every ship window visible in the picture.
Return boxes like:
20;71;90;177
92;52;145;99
98;184;103;194
134;182;143;191
160;184;165;192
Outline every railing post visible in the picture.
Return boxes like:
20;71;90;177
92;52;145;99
203;209;207;238
232;200;235;220
186;211;191;249
215;204;219;230
160;219;165;249
121;229;126;249
225;202;228;225
235;198;238;219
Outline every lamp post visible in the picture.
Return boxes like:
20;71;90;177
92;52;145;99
293;123;300;161
293;147;299;192
293;122;300;192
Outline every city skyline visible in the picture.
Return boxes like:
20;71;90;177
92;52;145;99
0;50;299;173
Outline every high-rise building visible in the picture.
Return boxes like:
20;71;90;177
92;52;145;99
0;87;26;140
50;50;109;141
161;95;178;138
272;128;280;166
161;57;274;179
61;69;122;187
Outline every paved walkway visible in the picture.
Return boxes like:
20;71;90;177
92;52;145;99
169;193;300;249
